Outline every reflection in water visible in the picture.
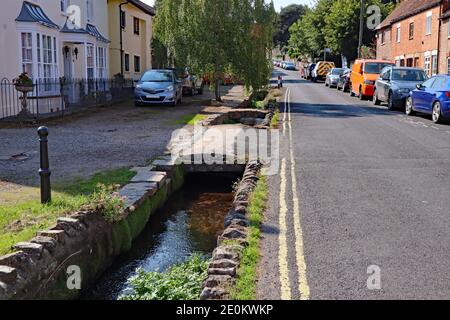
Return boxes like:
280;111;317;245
83;173;237;300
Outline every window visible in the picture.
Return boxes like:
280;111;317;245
87;0;94;22
407;58;413;67
426;12;432;35
424;56;431;75
133;17;140;35
120;11;126;29
448;22;450;38
381;31;385;44
431;54;438;75
409;22;414;39
124;53;130;72
41;35;58;92
431;76;446;90
400;59;405;67
422;77;435;88
87;44;94;79
396;25;401;42
21;33;33;78
134;55;141;73
61;0;68;12
97;47;106;79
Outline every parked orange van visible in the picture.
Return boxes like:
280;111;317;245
350;59;395;100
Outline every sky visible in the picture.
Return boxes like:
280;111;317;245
141;0;312;12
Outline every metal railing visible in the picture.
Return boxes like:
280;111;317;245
0;77;135;122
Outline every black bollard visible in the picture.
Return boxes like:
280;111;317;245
38;126;51;204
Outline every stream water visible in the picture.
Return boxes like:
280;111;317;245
82;173;238;300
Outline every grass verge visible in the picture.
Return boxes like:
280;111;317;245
169;114;207;126
271;111;280;129
0;167;135;255
231;175;268;300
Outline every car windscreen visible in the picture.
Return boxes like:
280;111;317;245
392;69;427;81
364;63;394;74
331;69;344;75
141;71;173;82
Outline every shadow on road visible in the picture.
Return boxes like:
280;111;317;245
287;102;397;119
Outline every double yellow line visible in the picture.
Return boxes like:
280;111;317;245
278;87;310;300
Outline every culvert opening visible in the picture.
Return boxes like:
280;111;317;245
82;171;242;300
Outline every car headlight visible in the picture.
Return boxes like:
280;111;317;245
135;84;142;90
397;88;410;94
166;85;174;92
364;80;375;85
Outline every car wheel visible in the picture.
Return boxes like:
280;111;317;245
373;90;381;105
405;97;415;116
432;101;442;124
387;92;396;110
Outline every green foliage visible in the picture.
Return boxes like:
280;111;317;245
0;167;133;255
154;0;276;100
274;4;307;47
120;254;209;300
89;184;126;222
271;111;280;129
231;176;268;300
288;0;395;61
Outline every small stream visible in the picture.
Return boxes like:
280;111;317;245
82;173;238;300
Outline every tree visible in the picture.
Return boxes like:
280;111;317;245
287;0;395;62
274;4;307;48
154;0;275;101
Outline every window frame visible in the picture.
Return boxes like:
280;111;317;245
409;22;414;40
396;24;401;43
120;10;126;29
133;17;140;35
426;11;432;35
124;53;130;72
134;55;141;73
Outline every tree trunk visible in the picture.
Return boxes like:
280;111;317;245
215;77;222;102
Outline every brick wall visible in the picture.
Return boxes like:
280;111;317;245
439;18;450;74
392;6;441;75
376;28;392;61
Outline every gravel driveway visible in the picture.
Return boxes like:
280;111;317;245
0;87;243;187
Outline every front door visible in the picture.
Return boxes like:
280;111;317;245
63;44;74;80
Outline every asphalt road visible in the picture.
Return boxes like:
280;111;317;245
258;68;450;300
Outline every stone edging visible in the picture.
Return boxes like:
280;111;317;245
201;109;275;128
0;163;184;300
200;160;262;300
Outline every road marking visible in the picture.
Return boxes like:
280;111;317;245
278;157;292;300
286;88;311;300
283;89;288;133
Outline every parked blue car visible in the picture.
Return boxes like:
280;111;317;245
406;75;450;123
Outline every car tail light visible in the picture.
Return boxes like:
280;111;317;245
445;92;450;98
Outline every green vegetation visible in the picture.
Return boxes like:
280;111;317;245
120;254;209;300
250;88;281;110
271;111;280;129
169;113;207;126
274;4;307;49
154;0;276;101
231;176;268;300
0;167;134;255
288;0;395;61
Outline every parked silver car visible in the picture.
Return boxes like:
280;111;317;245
325;68;345;88
373;66;427;110
135;69;183;107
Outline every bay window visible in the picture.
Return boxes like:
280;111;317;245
21;33;33;77
97;47;106;79
87;44;95;79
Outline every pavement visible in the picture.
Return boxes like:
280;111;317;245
257;68;450;300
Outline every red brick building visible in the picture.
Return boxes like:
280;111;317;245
376;0;443;76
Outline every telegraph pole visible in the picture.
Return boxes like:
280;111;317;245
358;0;365;58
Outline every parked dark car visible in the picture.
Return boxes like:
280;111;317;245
325;68;345;88
373;66;427;110
337;69;351;92
305;63;316;80
406;75;450;123
134;69;183;107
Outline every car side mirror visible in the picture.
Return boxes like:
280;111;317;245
416;84;424;90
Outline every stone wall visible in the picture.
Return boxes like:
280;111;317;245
200;161;262;300
201;109;275;128
0;165;184;300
